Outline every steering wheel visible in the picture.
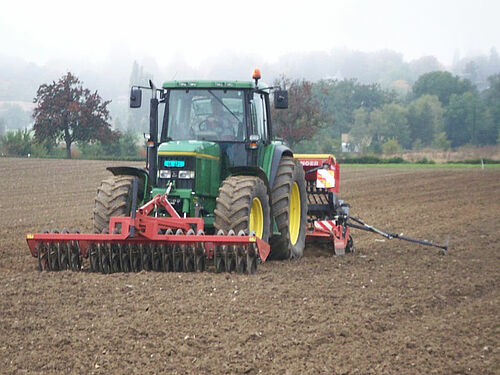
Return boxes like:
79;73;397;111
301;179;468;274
198;120;207;131
198;119;215;132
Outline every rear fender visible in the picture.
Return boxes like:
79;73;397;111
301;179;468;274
106;166;150;202
268;145;293;187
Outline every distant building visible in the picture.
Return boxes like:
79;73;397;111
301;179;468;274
341;133;360;153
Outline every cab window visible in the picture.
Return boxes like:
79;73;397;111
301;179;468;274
250;92;268;141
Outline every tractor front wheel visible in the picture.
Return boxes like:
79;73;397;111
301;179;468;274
214;176;271;243
93;175;136;233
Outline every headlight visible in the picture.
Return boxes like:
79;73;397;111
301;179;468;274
159;170;171;179
178;170;195;179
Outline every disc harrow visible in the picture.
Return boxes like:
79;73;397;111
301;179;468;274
30;228;264;274
27;190;270;274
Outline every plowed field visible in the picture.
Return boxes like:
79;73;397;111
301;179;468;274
0;158;498;374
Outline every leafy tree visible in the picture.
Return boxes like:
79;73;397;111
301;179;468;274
370;103;410;149
271;76;327;147
412;71;475;105
348;107;371;151
407;95;444;146
444;92;495;147
484;74;500;131
313;79;393;138
33;72;112;159
0;118;5;136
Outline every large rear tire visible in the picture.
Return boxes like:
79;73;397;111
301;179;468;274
214;175;271;243
270;157;307;260
93;175;136;233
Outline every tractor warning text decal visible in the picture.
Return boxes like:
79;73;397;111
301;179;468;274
316;169;335;188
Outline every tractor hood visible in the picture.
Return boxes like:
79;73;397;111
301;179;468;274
157;140;220;161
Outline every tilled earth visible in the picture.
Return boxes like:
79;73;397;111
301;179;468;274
0;158;498;374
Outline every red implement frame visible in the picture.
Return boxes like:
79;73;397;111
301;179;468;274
26;193;270;262
295;154;351;253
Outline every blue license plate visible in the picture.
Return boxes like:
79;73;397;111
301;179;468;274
164;160;185;167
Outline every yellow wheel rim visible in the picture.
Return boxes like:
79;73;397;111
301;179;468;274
249;197;264;238
289;182;301;245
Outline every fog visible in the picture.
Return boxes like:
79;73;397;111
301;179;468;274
2;0;499;66
0;0;499;128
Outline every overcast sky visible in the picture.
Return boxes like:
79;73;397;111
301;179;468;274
1;0;499;67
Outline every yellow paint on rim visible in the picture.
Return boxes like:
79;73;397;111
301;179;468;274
157;151;219;160
289;182;301;245
249;197;264;239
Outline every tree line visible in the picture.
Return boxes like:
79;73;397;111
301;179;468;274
272;71;500;154
1;69;499;159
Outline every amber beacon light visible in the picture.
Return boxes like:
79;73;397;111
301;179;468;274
252;68;261;85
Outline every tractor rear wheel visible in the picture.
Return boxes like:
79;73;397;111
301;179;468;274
214;176;270;243
93;175;136;233
270;157;308;260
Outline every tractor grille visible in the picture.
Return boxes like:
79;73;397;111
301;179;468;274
157;156;195;190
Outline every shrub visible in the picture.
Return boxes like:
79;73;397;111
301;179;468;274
432;132;451;151
0;129;32;156
382;138;403;155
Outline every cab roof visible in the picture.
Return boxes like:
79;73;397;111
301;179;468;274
162;80;254;89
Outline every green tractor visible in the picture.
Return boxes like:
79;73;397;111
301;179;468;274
93;70;307;260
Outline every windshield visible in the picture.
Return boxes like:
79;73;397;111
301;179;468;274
166;89;246;142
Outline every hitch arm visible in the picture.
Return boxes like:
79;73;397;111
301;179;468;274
347;216;448;254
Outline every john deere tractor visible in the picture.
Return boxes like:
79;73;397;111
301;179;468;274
93;70;307;260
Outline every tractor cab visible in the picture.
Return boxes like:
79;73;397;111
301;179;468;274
126;71;292;235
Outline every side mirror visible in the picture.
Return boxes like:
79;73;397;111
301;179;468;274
274;90;288;109
130;87;142;108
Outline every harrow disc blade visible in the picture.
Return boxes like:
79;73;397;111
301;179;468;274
151;244;162;272
47;228;60;271
130;244;141;272
119;244;131;273
161;244;173;272
194;253;206;272
110;243;121;273
141;244;152;272
246;244;258;275
182;245;194;272
214;243;225;273
58;228;70;271
89;243;99;272
235;246;246;274
98;243;111;274
37;228;50;271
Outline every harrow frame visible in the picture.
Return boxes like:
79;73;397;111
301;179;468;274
26;190;271;270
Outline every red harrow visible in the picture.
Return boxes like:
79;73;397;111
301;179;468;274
27;189;270;274
26;154;447;274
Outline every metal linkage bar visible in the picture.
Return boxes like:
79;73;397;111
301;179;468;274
347;216;448;254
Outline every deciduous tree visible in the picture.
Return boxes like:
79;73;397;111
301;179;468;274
445;92;495;147
33;72;112;158
412;71;474;105
407;95;444;146
271;76;327;147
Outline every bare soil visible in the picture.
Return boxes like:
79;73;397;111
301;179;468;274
0;158;498;374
